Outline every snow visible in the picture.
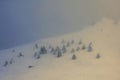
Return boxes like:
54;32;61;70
0;18;120;80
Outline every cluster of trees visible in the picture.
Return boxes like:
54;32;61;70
3;39;101;68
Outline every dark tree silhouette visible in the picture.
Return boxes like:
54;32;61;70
71;48;75;53
61;39;65;44
76;46;80;51
78;40;82;45
18;52;24;58
28;65;34;68
87;42;93;52
12;49;15;53
34;52;37;58
81;44;86;50
35;43;39;49
66;42;70;47
50;47;55;53
9;58;14;64
3;61;8;67
96;53;101;59
36;53;40;59
57;50;62;58
71;40;74;44
62;45;67;53
40;46;47;54
72;54;76;60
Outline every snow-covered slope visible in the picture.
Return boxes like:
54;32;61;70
0;18;120;80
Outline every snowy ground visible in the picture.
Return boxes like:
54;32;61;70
0;18;120;80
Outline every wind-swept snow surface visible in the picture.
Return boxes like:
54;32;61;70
0;18;120;80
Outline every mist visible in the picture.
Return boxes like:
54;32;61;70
0;0;120;50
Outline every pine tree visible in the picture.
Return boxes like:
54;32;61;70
12;49;15;53
81;44;86;50
87;42;93;52
96;53;100;59
62;45;67;53
76;46;80;51
71;48;75;53
34;52;37;58
61;39;66;44
72;54;76;60
71;40;74;44
50;47;54;53
3;61;8;67
66;42;70;47
9;58;14;64
35;43;39;49
40;46;47;54
28;65;34;68
36;53;40;59
18;52;24;58
78;40;82;45
57;50;62;58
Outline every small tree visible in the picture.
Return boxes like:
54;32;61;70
72;54;76;60
36;53;40;59
87;42;93;52
96;53;100;59
34;52;37;58
35;43;39;49
71;40;74;44
61;39;65;44
57;49;62;58
76;46;80;51
18;52;24;58
40;46;47;54
78;40;82;45
12;49;15;53
81;44;86;50
62;45;67;53
71;48;75;53
9;58;14;64
3;61;8;67
66;42;70;47
28;65;34;68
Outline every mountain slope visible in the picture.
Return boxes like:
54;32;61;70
0;18;120;80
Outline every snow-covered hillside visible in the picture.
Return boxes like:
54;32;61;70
0;18;120;80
